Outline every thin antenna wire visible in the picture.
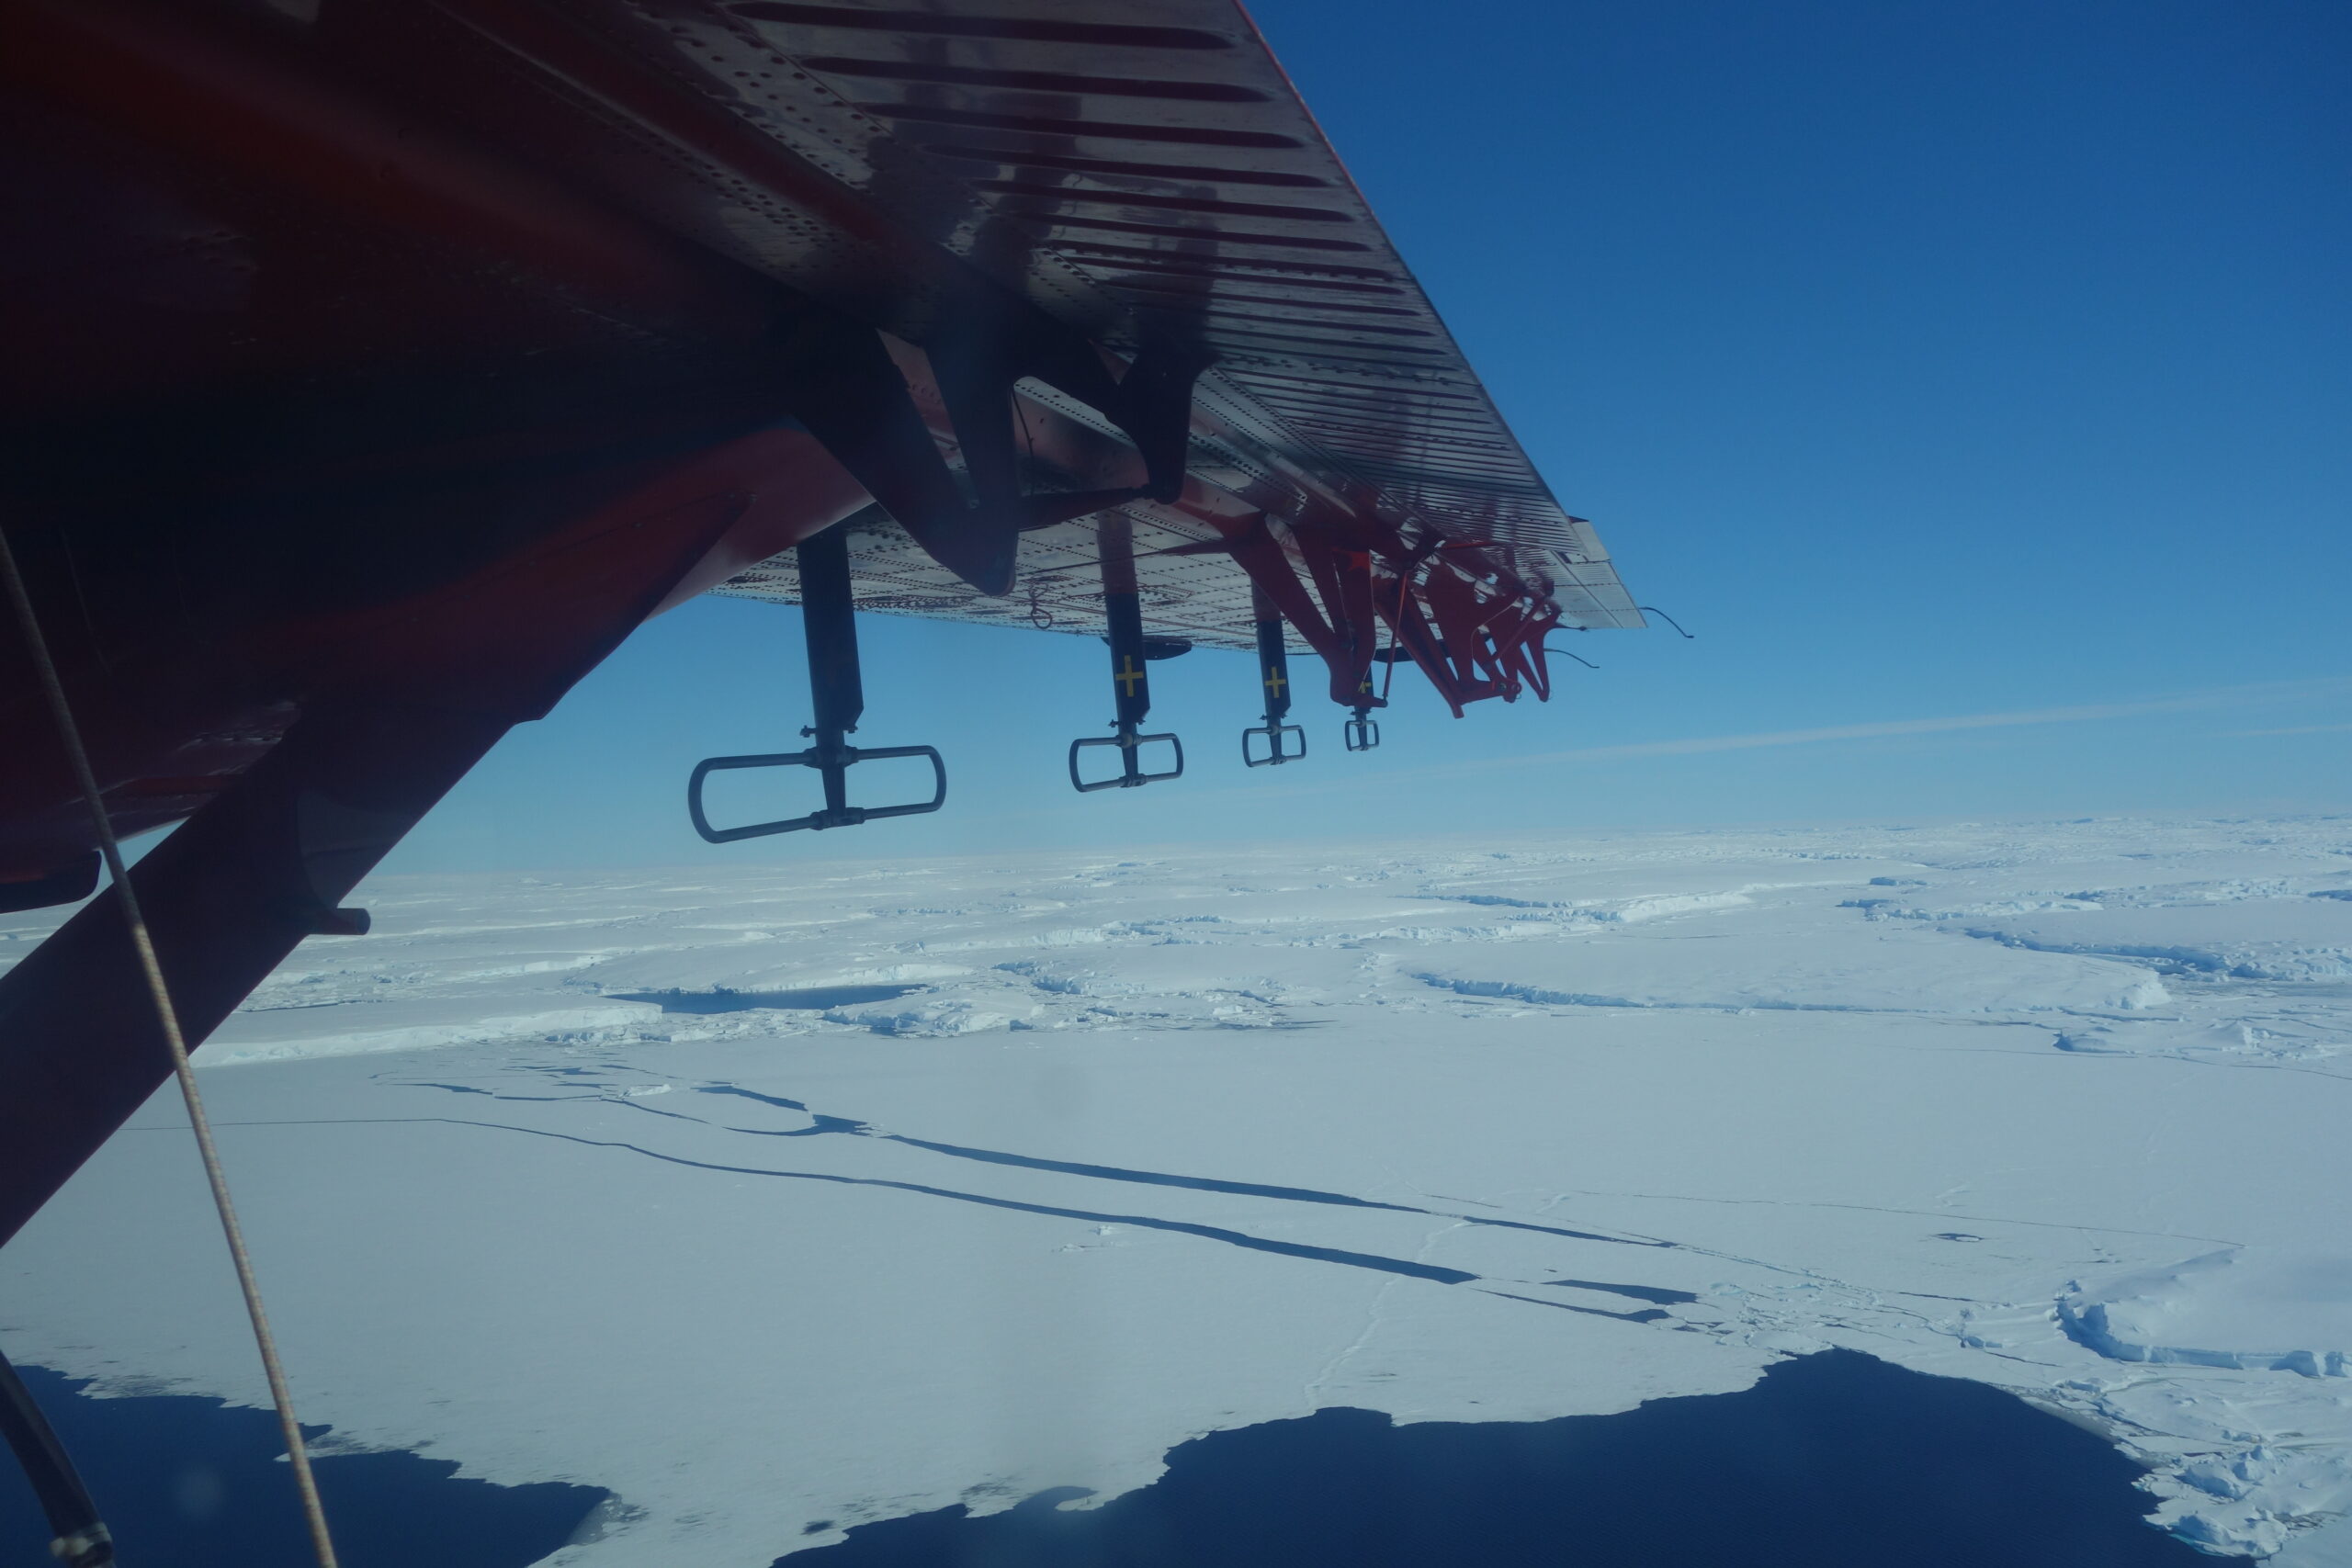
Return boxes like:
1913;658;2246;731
1377;563;1413;705
1637;605;1694;638
1544;645;1600;669
0;525;341;1568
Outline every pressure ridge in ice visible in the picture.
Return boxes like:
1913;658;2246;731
2063;1249;2352;1378
4;814;2351;1563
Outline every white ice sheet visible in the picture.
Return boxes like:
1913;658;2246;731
4;815;2349;1561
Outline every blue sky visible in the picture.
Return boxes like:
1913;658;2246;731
387;0;2349;874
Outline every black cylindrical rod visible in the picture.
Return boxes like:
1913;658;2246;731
1099;516;1150;731
1251;585;1291;726
797;525;864;744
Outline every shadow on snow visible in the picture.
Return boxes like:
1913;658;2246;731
611;985;921;1013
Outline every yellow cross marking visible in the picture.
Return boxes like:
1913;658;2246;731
1114;656;1146;697
1263;665;1286;699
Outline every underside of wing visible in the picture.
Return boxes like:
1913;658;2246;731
512;0;1645;695
0;0;1651;1252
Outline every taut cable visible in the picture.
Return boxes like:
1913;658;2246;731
0;525;341;1568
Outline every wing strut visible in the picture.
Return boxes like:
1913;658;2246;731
1;1346;113;1568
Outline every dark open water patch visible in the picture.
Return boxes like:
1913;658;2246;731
0;1365;608;1567
614;985;921;1013
779;1350;2205;1568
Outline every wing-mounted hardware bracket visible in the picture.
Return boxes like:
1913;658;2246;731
1418;559;1517;704
1069;515;1183;793
1164;511;1570;747
1164;511;1393;746
1363;531;1516;720
1293;523;1386;709
763;300;1208;598
1500;604;1566;701
1350;532;1459;720
687;525;945;840
1372;533;1584;716
1241;590;1305;768
1164;510;1384;712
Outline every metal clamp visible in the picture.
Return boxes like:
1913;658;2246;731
1069;729;1184;793
1242;723;1306;767
689;743;945;841
1344;715;1382;752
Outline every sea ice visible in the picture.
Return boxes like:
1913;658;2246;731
2062;1249;2352;1378
3;814;2349;1562
1955;898;2352;982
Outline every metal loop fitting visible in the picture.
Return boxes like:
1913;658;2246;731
688;744;946;840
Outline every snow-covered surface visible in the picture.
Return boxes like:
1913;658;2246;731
5;815;2351;1562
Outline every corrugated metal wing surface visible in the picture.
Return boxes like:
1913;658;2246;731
593;0;1639;644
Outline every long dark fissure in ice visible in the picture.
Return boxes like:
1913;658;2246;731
685;1084;1670;1248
